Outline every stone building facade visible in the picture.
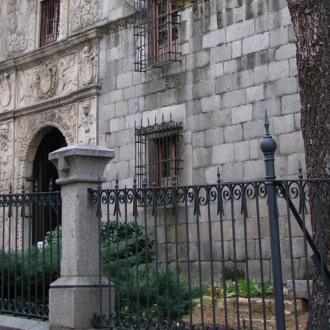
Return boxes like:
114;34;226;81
0;0;304;193
0;0;307;279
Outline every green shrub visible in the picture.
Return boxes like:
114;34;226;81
0;243;60;304
2;221;203;320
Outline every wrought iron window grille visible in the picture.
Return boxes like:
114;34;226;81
40;0;60;46
135;116;183;187
134;0;181;72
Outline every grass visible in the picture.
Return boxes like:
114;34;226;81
207;278;273;300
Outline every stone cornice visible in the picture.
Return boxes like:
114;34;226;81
0;85;101;121
0;29;104;73
100;14;135;36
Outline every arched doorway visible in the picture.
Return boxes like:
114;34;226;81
32;128;67;243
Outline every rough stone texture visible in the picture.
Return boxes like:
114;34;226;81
49;145;115;329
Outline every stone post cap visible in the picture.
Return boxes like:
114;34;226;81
49;144;115;185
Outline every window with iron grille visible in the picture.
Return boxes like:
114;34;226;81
135;118;183;187
134;0;180;72
40;0;60;46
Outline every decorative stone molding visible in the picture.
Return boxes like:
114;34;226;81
34;61;58;100
0;73;14;111
78;43;98;86
100;15;135;36
78;98;96;144
7;0;19;33
18;54;78;107
71;0;102;33
0;121;13;192
15;104;77;189
2;31;28;57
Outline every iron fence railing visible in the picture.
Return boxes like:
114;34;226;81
0;183;61;320
89;174;330;329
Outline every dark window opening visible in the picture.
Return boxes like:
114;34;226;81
40;0;60;46
134;0;180;72
135;118;183;187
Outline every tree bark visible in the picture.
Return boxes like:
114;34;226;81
286;0;330;328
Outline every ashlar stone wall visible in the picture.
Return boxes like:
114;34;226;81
100;0;304;188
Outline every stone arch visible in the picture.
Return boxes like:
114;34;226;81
15;105;77;190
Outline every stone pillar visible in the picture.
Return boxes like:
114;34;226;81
48;144;115;330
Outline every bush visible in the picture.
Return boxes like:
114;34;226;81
2;221;203;320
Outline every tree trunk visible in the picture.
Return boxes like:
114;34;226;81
286;0;330;328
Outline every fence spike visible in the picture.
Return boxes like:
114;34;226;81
217;167;221;184
298;161;303;179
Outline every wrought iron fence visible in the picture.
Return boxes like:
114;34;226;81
0;183;61;320
89;174;330;329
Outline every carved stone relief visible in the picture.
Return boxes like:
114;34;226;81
78;98;96;145
15;104;77;190
0;73;15;112
1;0;28;57
34;61;58;99
18;54;79;107
59;0;68;38
0;121;13;192
78;43;98;86
7;0;19;33
58;54;78;94
71;0;101;33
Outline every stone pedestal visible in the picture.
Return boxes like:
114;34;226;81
48;144;115;329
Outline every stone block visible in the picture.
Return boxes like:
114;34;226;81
243;159;264;180
273;114;295;134
115;100;128;117
117;71;132;89
254;64;269;85
232;40;242;58
49;277;114;329
279;132;304;155
287;280;312;300
201;94;222;112
269;60;290;81
234;141;250;162
203;29;226;48
269;27;289;48
275;43;297;61
193;147;212;168
246;85;264;103
252;98;281;120
224;59;239;73
210;43;232;63
243;119;265;140
192;131;205;148
255;12;281;34
186;50;210;71
222;89;246;108
226;19;255;42
123;86;136;100
281;6;292;26
215;73;238;93
242;32;269;55
212;143;235;165
110;117;125;132
192;79;216;99
224;124;243;143
282;94;301;114
289;57;298;77
205;127;224;146
238;70;254;88
274;77;298;96
108;89;124;103
232;104;253;124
